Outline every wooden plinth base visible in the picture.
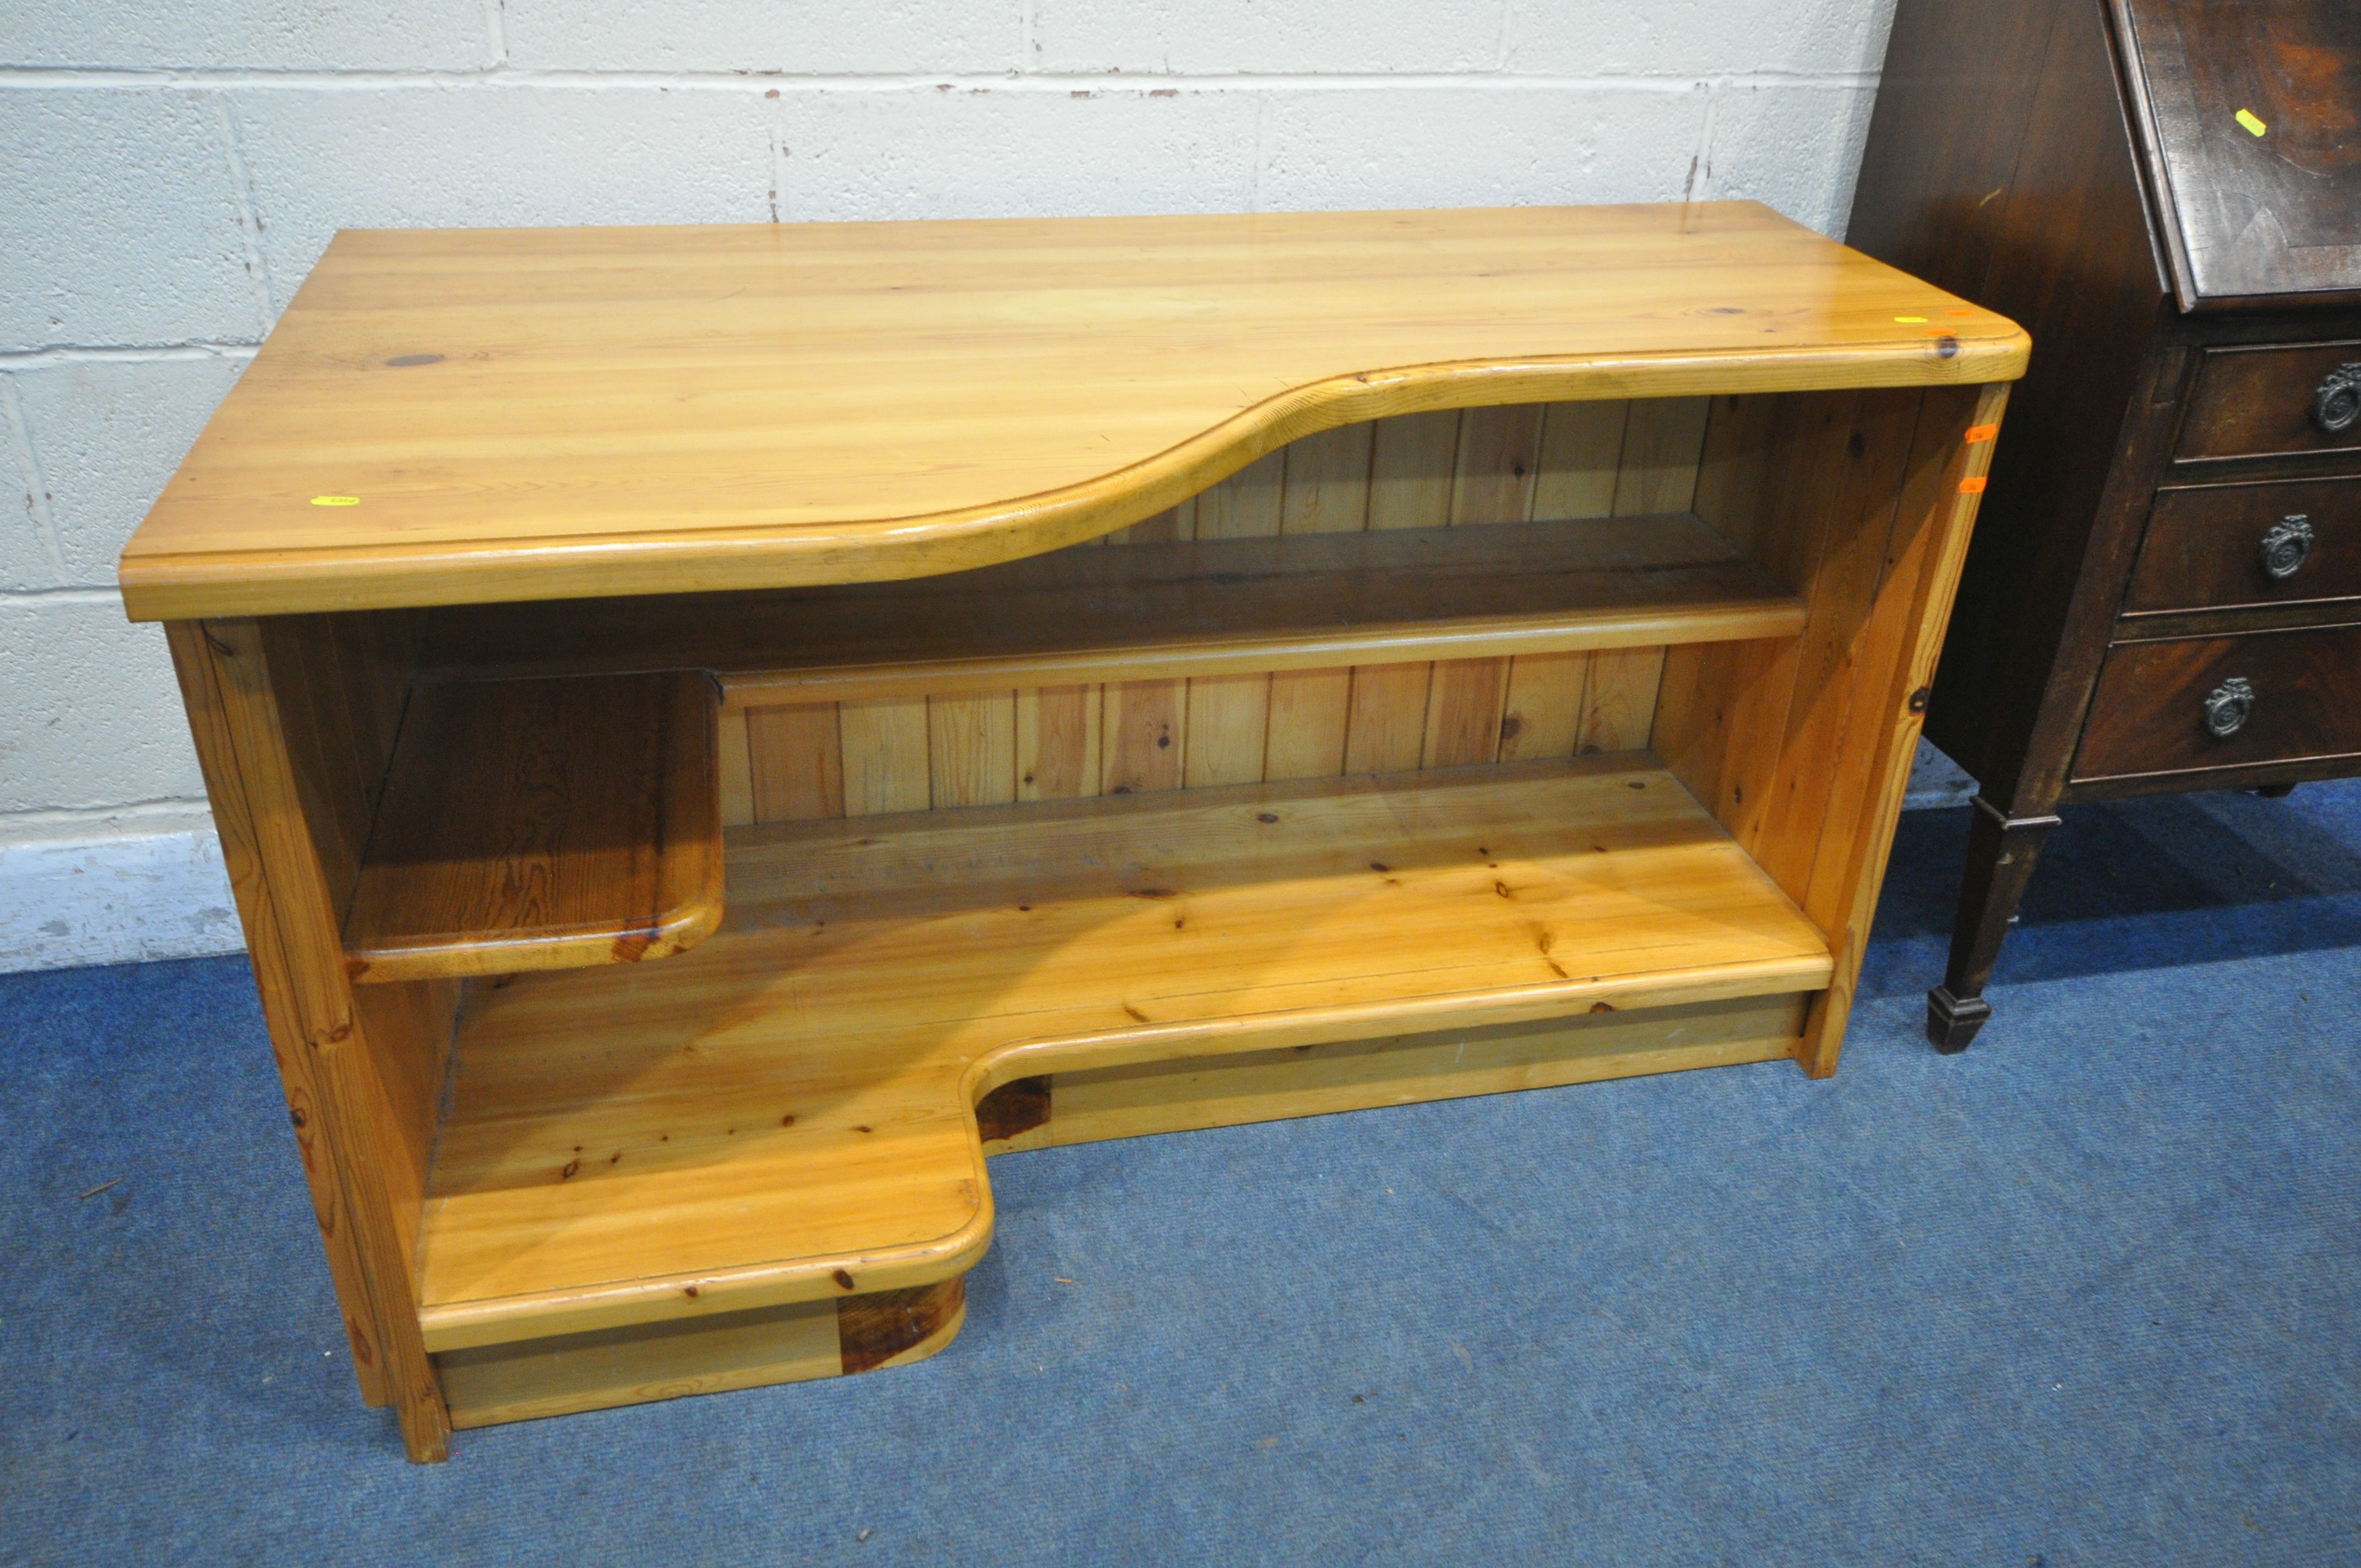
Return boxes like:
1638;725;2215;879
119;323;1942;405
438;1279;966;1430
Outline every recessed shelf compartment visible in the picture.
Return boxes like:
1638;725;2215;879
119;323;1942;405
413;755;1832;1351
343;671;723;984
416;514;1805;701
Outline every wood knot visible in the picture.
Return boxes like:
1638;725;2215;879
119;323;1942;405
833;1268;857;1291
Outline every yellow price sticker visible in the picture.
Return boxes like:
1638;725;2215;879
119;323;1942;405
1894;315;1929;324
309;495;361;507
2235;108;2267;137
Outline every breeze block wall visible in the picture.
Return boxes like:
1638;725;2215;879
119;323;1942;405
0;0;1897;970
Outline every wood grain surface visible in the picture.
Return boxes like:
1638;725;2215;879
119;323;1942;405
421;513;1797;703
2115;0;2361;308
342;672;723;982
2076;620;2361;781
118;203;2025;619
2173;340;2361;462
414;756;1832;1350
2126;475;2361;616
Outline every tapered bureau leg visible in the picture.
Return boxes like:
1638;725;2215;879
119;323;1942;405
1925;796;2061;1054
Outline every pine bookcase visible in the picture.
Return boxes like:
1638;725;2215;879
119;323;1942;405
121;202;2027;1460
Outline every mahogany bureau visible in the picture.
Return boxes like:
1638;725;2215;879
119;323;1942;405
1849;0;2361;1050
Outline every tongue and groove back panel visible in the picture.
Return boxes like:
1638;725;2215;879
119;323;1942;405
723;396;1713;829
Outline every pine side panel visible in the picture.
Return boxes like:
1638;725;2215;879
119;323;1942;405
257;618;371;917
1577;646;1668;754
839;696;932;815
1262;667;1353;780
1343;662;1434;774
1611;395;1713;516
1192;450;1286;540
1651;640;1739;814
1102;679;1185;794
165;621;390;1412
1449;404;1544;526
1017;684;1101;801
716;708;755;827
1184;674;1272;788
1650;392;1789;810
1656;392;1850;846
1744;388;1924;901
1421;657;1514;767
1280;422;1374;535
185;618;451;1461
330;612;409;788
1533;400;1630;519
1794;384;2006;1076
1366;410;1461;530
927;692;1018;809
1498;651;1590;761
1690;392;1781;552
350;978;462;1272
747;703;845;822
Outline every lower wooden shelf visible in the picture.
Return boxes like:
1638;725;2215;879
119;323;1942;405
414;754;1831;1364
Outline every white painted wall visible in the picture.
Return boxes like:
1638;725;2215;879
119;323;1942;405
0;1;1900;972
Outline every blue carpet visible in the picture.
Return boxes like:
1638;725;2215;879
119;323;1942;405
4;782;2358;1567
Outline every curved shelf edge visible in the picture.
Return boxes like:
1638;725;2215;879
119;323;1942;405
120;341;2028;620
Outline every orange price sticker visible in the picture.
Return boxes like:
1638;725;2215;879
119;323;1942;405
1959;477;1989;495
1964;424;2000;444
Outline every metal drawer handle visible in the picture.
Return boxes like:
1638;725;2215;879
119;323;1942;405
2261;514;2314;579
2319;363;2361;435
2203;677;2254;739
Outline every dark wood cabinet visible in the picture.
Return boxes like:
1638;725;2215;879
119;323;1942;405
1849;0;2361;1049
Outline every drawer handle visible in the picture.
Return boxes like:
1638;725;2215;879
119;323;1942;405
2318;363;2361;435
2203;677;2255;739
2261;514;2315;579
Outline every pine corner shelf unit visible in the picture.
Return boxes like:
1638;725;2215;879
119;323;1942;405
122;202;2027;1461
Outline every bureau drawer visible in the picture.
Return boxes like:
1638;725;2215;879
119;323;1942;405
2126;476;2361;614
2075;623;2361;782
2177;341;2361;462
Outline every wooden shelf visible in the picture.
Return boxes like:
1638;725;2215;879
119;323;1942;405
416;513;1804;701
413;755;1832;1351
343;671;723;984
